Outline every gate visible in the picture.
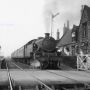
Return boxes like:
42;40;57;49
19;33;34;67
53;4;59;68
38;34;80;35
77;54;90;70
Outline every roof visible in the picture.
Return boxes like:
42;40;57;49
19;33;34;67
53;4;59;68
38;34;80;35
56;30;72;47
80;5;90;22
84;5;90;21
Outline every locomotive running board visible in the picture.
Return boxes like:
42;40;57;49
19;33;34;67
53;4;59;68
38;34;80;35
0;69;90;86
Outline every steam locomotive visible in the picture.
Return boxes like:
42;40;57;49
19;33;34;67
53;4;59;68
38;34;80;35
11;33;61;69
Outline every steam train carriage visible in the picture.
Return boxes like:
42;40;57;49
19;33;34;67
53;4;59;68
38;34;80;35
11;33;61;69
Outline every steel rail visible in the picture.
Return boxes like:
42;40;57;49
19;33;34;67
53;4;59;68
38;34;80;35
6;62;13;90
12;62;53;90
46;70;85;83
47;70;81;82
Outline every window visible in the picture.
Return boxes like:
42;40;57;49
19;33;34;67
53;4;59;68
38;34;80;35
82;22;87;38
72;32;75;37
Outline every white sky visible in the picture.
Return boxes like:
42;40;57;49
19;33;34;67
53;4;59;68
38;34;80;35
0;0;90;56
0;0;45;56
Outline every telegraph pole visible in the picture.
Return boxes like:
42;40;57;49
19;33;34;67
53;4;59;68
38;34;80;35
50;12;59;37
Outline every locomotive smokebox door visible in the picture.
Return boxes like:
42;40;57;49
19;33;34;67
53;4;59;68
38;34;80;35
42;33;56;52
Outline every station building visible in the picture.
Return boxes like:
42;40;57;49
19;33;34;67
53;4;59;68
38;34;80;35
57;5;90;56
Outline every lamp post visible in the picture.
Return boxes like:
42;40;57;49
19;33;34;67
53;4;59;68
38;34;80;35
51;12;59;37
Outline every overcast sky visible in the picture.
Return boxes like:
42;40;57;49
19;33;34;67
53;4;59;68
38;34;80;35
0;0;90;56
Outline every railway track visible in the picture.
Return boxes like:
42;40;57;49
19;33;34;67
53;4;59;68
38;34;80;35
5;62;14;90
6;61;54;90
11;62;80;84
2;60;90;90
8;62;78;89
8;62;88;90
3;61;32;90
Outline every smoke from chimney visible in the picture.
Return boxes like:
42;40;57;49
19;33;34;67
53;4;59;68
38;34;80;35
67;20;69;29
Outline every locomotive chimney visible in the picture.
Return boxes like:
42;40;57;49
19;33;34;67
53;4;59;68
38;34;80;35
45;33;50;38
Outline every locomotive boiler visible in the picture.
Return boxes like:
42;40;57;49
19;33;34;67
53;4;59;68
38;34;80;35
11;33;61;69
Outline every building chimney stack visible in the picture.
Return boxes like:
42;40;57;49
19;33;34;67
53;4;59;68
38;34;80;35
81;5;84;16
67;20;69;29
63;23;66;35
57;29;60;40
